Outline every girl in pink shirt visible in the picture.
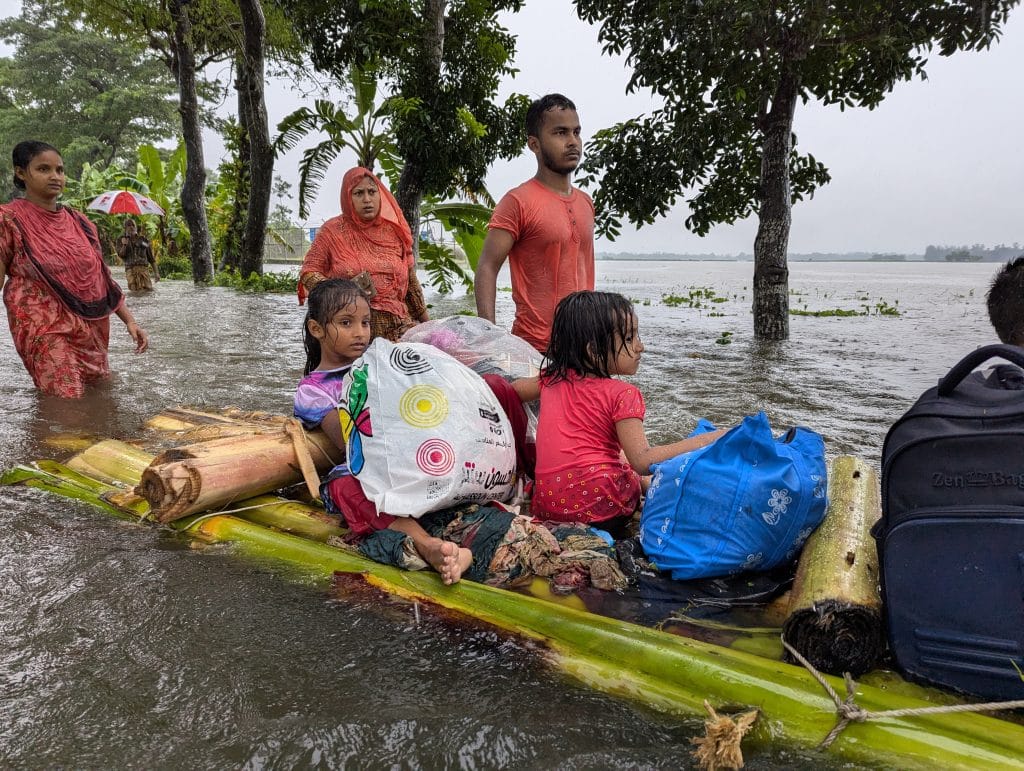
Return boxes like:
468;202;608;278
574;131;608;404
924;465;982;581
517;291;725;531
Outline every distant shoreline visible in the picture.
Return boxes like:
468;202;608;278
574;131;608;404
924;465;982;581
596;253;1014;263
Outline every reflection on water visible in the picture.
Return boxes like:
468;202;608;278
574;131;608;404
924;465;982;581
0;262;997;768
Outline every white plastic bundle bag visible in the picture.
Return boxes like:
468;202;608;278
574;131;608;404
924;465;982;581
401;315;542;379
338;338;517;517
401;315;542;444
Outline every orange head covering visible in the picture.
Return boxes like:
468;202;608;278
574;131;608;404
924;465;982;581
339;167;414;255
298;168;415;307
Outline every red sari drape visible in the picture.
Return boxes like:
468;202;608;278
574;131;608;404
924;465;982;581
0;199;124;397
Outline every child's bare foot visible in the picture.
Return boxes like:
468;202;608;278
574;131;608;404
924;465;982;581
446;546;473;585
424;539;473;585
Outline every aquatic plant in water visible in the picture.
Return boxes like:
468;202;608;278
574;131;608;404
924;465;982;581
212;268;300;293
789;308;861;317
662;287;729;308
788;294;903;318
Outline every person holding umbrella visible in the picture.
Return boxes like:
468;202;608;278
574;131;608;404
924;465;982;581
116;218;159;291
0;140;149;398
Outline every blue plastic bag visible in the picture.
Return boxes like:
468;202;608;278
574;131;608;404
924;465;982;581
639;412;828;580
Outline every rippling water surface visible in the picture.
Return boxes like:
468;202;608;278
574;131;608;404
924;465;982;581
0;261;997;769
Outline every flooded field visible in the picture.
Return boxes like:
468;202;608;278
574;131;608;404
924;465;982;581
0;260;999;768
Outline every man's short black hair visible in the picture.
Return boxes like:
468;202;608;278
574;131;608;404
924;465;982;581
525;94;577;139
986;256;1024;345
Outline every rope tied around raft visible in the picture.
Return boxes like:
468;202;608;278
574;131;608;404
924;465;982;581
781;639;1024;750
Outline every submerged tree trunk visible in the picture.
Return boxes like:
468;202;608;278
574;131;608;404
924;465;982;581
395;157;425;255
170;0;213;283
752;69;800;341
237;0;273;277
393;0;446;260
220;92;250;272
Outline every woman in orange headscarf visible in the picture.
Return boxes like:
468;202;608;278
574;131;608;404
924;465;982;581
299;167;429;341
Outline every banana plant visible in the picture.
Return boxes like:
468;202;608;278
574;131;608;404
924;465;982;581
274;64;411;219
417;198;494;293
134;142;189;266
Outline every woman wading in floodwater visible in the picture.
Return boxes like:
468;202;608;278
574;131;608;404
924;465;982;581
0;140;148;397
298;167;428;341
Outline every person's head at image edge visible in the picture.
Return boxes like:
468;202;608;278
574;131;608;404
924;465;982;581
986;256;1024;346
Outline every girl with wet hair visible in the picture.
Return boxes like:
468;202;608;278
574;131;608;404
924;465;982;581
301;277;371;376
293;280;629;590
0;140;149;397
293;278;473;585
516;290;726;534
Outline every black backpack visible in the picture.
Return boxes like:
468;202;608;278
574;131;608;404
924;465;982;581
877;344;1024;700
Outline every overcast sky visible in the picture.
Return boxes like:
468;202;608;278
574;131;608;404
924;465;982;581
263;3;1023;256
5;1;1022;255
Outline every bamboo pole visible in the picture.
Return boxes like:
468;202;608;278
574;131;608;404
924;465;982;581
782;455;885;677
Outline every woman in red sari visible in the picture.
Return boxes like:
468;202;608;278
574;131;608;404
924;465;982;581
0;141;148;398
299;167;428;341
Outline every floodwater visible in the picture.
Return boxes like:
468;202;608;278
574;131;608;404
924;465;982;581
0;260;999;769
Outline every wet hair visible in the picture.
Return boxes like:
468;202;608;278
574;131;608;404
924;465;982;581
302;278;372;375
525;94;577;138
986;256;1024;345
543;291;637;383
11;140;60;190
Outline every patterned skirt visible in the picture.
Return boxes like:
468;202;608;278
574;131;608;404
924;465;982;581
531;461;642;525
126;266;153;291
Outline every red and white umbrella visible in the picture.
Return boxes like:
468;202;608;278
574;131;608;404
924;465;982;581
87;190;165;216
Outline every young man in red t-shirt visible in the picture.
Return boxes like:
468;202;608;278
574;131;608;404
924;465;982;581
474;94;595;353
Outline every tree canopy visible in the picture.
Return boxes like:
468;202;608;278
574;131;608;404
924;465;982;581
277;0;529;239
573;0;1019;338
0;0;179;177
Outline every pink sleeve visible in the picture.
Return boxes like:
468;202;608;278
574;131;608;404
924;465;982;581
611;383;645;422
487;191;522;239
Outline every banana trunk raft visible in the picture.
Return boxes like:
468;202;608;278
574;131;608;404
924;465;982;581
4;408;1024;770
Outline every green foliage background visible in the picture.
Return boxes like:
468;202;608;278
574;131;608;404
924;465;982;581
0;0;179;180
